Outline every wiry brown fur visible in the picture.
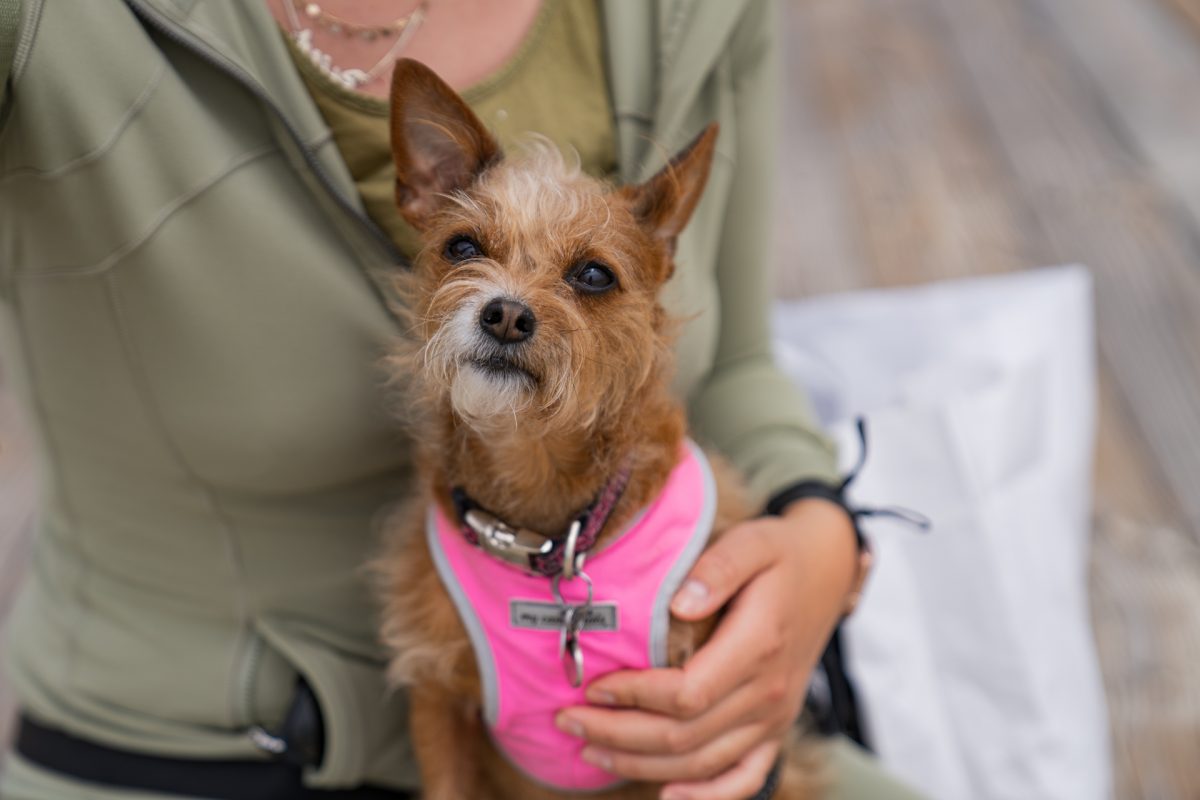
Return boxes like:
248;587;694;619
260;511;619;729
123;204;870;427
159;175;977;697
374;59;824;800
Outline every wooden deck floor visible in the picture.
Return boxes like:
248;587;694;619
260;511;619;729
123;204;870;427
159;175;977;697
2;0;1199;795
773;0;1200;796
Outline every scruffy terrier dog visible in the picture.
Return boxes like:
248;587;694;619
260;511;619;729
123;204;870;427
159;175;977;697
377;59;822;800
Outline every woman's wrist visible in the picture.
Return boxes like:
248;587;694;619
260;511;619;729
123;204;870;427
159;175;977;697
776;495;873;617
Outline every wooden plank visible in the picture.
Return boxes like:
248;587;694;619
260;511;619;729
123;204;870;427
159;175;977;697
1094;365;1190;528
1090;515;1200;800
1033;0;1200;254
771;1;871;298
934;0;1200;540
785;0;1049;288
779;0;1188;531
1092;371;1194;800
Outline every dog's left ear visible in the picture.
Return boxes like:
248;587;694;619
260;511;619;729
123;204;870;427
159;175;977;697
389;58;501;230
620;124;719;262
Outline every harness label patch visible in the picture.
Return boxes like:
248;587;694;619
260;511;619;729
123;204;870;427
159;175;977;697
510;601;620;632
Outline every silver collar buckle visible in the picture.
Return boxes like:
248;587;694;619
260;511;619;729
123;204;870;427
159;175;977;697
464;508;555;572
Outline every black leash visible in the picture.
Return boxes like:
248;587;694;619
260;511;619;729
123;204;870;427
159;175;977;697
750;759;784;799
770;418;930;751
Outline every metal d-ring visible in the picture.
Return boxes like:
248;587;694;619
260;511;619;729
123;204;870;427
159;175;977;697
562;635;585;688
551;569;593;609
561;519;583;580
553;569;594;688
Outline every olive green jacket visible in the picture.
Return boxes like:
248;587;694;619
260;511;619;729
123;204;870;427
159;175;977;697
0;0;835;789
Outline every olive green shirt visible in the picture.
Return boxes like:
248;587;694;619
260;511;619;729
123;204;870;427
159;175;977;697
0;0;838;790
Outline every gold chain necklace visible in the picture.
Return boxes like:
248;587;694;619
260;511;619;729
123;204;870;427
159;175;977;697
283;0;432;90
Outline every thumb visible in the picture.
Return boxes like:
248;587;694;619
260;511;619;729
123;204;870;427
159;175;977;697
670;520;778;620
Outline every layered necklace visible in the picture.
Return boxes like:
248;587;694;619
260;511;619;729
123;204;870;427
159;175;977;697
283;0;432;90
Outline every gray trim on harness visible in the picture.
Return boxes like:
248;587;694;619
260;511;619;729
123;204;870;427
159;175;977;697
426;506;502;727
650;440;718;668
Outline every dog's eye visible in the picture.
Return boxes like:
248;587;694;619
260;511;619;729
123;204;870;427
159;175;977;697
444;235;484;263
569;261;618;294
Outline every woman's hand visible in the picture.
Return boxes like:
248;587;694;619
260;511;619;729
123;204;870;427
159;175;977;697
555;498;859;800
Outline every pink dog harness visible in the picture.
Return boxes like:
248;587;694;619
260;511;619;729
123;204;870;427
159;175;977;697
426;441;717;791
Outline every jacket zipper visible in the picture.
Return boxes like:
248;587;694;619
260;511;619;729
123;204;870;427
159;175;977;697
236;628;266;728
123;0;408;267
13;0;41;82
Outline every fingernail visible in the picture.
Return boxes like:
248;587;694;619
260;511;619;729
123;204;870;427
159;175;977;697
671;579;709;615
582;747;613;771
556;714;584;737
587;689;616;705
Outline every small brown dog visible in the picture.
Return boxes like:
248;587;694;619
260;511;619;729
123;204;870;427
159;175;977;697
376;59;822;800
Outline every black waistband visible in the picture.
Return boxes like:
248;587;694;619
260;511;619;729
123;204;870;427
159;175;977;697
14;715;413;800
15;714;784;799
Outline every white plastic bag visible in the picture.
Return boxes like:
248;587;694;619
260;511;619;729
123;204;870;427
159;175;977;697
774;266;1110;800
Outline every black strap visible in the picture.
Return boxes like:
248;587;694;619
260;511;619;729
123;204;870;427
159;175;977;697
819;626;869;747
14;715;412;800
748;758;783;799
16;711;779;799
767;419;930;753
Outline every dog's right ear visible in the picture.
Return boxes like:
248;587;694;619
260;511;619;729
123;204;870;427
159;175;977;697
389;58;501;230
619;124;718;270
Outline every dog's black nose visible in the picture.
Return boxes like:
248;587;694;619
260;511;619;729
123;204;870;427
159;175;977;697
479;298;536;344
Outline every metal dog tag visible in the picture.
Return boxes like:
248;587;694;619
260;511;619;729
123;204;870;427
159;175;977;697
510;600;619;631
552;570;596;687
557;603;590;687
558;605;578;654
560;630;585;688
